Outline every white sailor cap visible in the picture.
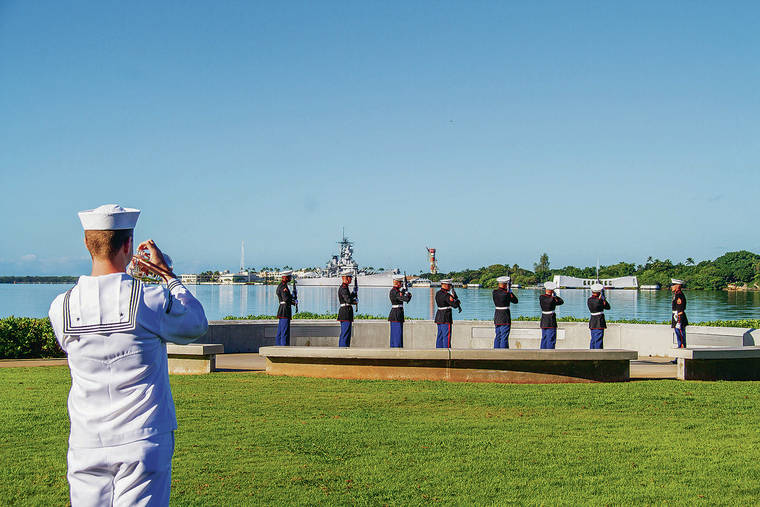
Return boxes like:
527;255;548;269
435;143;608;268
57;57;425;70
544;281;557;290
392;275;404;282
671;279;685;286
78;204;140;231
340;269;355;276
590;283;603;292
496;276;511;284
279;270;293;277
440;279;453;284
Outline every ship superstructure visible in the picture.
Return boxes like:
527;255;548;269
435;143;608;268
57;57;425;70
297;232;399;287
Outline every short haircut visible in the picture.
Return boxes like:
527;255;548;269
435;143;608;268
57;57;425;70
84;229;133;259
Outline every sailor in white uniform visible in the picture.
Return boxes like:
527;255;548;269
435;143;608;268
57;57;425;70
48;204;208;507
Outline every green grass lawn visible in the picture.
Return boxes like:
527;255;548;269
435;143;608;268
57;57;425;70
1;368;760;505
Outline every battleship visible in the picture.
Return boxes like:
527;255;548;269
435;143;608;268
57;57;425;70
297;233;400;287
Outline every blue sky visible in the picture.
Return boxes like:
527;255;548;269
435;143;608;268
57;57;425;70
1;1;758;275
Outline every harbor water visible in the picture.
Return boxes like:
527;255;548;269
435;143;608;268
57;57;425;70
1;284;759;323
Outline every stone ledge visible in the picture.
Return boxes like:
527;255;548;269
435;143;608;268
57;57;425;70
449;349;638;361
674;347;760;380
260;346;448;360
260;346;635;383
671;347;760;359
167;343;224;375
167;343;224;355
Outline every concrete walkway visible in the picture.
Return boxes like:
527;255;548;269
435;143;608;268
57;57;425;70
630;357;677;379
0;358;68;368
0;353;678;380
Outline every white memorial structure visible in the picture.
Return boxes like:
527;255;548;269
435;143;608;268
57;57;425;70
552;275;638;289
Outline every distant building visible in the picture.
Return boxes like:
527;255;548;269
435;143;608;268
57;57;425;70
179;273;212;285
553;275;638;289
220;270;260;284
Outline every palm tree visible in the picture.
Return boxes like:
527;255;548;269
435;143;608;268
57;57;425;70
686;257;695;266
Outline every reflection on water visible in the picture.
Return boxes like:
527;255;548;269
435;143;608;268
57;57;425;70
2;284;759;323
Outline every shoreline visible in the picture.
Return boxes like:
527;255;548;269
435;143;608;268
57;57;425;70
3;281;759;292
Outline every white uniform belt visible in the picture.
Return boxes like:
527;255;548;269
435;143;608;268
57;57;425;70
280;301;287;304
542;311;555;315
494;306;509;310
391;304;403;308
590;312;604;316
438;306;452;311
341;303;351;307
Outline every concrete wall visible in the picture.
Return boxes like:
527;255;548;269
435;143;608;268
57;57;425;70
198;320;760;357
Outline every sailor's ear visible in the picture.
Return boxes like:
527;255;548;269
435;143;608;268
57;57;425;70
123;235;133;255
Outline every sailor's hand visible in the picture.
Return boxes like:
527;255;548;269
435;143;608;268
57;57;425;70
136;239;173;281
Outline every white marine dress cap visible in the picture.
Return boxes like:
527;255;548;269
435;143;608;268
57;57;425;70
279;270;293;277
392;275;404;281
671;279;685;286
496;276;511;284
78;204;140;230
544;281;557;290
341;269;355;276
440;279;453;284
591;283;603;292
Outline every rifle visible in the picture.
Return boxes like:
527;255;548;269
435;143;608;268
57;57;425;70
596;258;606;302
403;271;409;293
451;285;463;313
353;270;359;312
292;277;299;314
507;269;512;294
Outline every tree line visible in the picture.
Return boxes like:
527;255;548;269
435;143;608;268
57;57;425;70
420;250;760;290
0;276;79;284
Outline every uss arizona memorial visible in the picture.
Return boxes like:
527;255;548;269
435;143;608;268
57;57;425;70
552;275;639;290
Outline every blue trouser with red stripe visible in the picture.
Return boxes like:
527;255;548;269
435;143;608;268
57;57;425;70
590;329;604;349
540;328;557;349
494;325;510;349
390;322;403;348
275;318;290;346
674;327;686;348
339;321;352;347
436;323;452;348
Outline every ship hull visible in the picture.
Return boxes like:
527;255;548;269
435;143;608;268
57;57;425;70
297;273;397;287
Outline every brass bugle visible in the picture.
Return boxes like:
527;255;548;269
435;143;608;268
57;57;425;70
131;255;174;280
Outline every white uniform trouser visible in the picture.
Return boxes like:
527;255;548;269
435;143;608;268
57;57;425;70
67;432;174;507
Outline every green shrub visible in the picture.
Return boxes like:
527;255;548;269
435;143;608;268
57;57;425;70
0;317;64;359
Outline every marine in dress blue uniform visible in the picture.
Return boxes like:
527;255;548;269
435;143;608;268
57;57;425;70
671;279;688;348
434;279;461;348
587;283;611;349
539;281;564;349
48;205;208;507
275;270;296;346
337;270;358;347
388;275;412;347
493;276;518;348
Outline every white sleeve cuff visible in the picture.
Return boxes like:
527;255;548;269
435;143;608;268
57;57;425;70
166;278;183;293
